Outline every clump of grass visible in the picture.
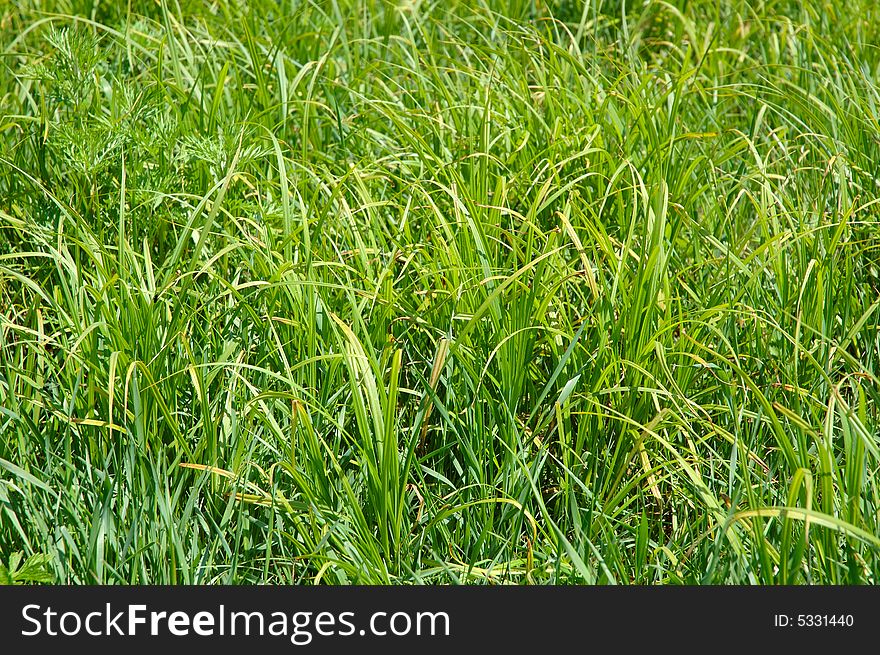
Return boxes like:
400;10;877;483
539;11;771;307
1;0;880;584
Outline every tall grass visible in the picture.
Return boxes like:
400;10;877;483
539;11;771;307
1;0;879;584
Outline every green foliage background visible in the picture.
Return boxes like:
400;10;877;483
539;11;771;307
1;0;880;583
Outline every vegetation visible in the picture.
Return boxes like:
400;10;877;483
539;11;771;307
2;0;880;584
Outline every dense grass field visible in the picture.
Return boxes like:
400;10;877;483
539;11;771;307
2;0;880;584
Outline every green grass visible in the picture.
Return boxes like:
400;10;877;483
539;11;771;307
1;0;880;584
